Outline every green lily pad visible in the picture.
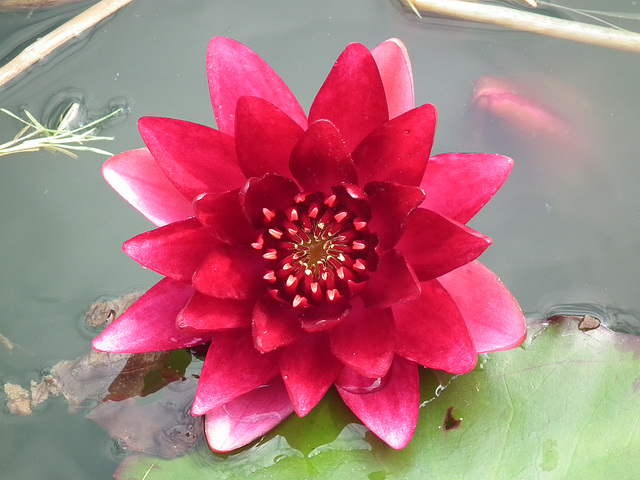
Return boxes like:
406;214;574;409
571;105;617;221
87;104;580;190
115;316;640;479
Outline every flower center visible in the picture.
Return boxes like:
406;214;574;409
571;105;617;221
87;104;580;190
252;192;372;308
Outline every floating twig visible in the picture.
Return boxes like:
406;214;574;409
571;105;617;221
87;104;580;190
0;0;87;10
0;0;136;89
0;332;15;352
401;0;640;54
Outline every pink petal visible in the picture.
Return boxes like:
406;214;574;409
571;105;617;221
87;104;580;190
337;356;419;450
280;333;342;416
207;37;307;135
393;279;477;373
204;377;294;452
361;249;420;309
123;218;217;283
192;330;280;415
92;278;212;353
177;292;254;331
396;208;492;281
330;300;395;378
138;116;245;201
371;39;415;118
420;153;514;224
438;261;527;353
309;42;388;152
252;297;304;353
240;174;300;228
364;181;425;250
289;119;357;193
195;190;257;246
351;104;436;186
235;96;304;179
193;243;266;299
102;148;193;227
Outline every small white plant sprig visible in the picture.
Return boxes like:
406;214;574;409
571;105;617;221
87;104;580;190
0;105;122;159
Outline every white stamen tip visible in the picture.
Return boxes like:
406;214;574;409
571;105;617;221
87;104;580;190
262;208;276;221
268;228;283;239
352;241;366;250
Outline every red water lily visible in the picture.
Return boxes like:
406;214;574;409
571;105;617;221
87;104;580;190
93;37;526;452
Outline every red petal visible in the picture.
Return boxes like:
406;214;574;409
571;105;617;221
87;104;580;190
365;181;425;250
309;43;388;151
361;249;420;309
195;190;257;246
298;301;351;332
371;39;414;118
123;218;217;283
193;244;265;299
204;377;293;452
393;280;477;373
352;104;436;186
177;292;254;331
332;183;371;222
92;278;212;353
207;37;307;135
334;365;386;393
438;261;527;353
102;149;193;227
235;96;304;179
252;297;304;353
138;116;245;201
192;330;280;415
280;333;341;416
421;153;514;223
396;208;492;281
337;356;419;450
289;119;357;193
240;174;300;228
330;300;395;378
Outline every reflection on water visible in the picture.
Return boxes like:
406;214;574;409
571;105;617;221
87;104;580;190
2;0;640;478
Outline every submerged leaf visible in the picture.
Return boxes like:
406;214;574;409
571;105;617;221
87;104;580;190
105;349;191;401
89;375;203;458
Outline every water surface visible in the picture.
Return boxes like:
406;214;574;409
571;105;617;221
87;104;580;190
2;0;640;477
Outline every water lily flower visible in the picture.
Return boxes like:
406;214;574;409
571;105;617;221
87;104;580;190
93;37;526;452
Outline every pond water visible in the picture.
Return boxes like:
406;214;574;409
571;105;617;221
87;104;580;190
1;0;640;478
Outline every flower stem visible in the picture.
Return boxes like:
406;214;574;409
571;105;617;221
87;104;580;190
401;0;640;55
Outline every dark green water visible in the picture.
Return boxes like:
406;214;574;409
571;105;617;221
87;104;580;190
2;0;640;477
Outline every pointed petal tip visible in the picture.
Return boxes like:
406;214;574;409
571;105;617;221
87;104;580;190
394;279;478;373
207;36;306;135
101;148;195;227
382;431;414;450
192;330;280;415
438;261;527;354
90;279;213;354
421;152;515;224
91;335;109;353
190;397;209;417
309;42;388;151
337;357;419;450
353;104;436;186
203;378;294;452
371;39;415;118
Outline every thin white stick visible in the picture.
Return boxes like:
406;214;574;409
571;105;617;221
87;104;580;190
0;0;136;89
402;0;640;54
